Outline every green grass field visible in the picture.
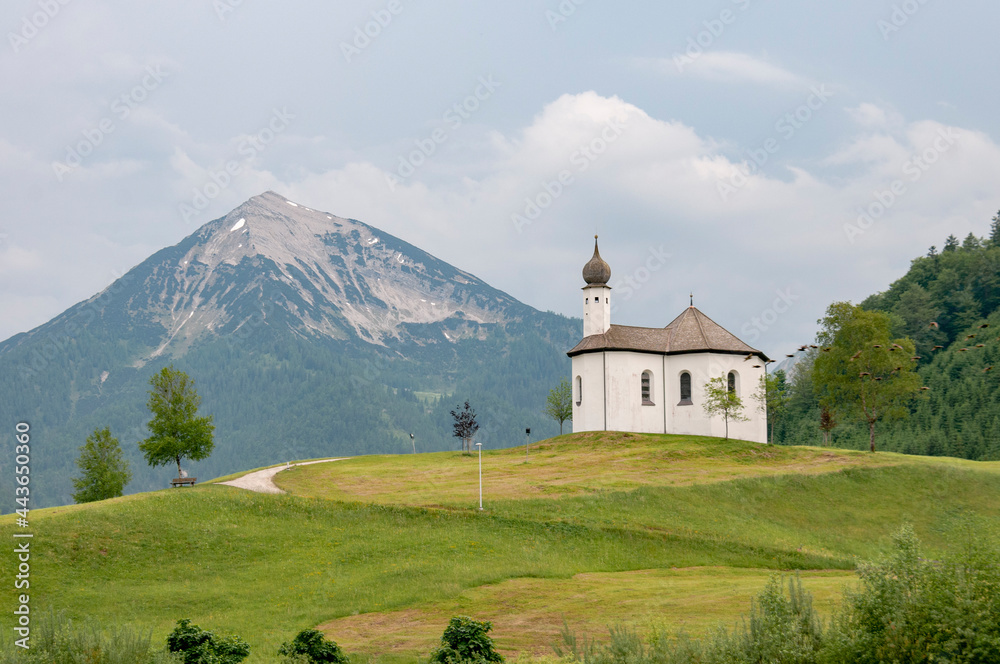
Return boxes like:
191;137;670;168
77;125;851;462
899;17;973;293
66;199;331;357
4;433;1000;662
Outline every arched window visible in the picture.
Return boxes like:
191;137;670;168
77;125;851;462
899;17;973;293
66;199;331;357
641;370;654;405
574;375;582;406
679;372;692;405
728;371;737;395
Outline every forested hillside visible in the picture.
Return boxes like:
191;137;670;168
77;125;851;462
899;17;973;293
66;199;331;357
777;216;1000;459
0;193;579;509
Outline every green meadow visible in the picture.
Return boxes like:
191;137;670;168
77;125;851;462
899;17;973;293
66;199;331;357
4;433;1000;662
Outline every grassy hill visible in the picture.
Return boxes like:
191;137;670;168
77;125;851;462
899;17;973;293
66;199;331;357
4;433;1000;663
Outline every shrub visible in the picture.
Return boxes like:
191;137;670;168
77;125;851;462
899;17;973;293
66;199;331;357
821;525;1000;664
166;619;250;664
277;629;349;664
0;610;179;664
429;616;504;664
555;525;1000;664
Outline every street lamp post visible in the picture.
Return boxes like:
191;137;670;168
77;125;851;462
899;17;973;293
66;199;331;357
409;432;415;454
475;441;483;511
525;427;531;461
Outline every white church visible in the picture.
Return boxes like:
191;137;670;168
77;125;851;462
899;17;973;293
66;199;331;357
567;238;769;443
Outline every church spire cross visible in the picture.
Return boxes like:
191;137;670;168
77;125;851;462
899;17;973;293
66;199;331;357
690;293;693;307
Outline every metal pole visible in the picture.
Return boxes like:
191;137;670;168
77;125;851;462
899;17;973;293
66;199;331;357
410;432;415;454
476;442;483;510
525;427;530;461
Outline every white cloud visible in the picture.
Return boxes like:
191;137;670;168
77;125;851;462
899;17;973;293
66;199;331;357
264;93;1000;356
5;90;1000;358
637;52;804;87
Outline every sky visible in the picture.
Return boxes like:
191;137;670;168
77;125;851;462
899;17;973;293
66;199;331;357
2;0;999;360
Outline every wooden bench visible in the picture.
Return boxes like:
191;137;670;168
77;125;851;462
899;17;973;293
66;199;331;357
170;477;197;488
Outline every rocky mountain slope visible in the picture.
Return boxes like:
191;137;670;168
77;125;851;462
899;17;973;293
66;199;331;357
0;193;577;507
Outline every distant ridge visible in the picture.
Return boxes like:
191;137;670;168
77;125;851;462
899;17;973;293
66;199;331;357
0;192;578;508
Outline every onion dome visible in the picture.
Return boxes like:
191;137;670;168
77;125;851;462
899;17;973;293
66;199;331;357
582;235;611;286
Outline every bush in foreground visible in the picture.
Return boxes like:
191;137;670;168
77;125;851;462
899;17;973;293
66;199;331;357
278;629;349;664
0;611;178;663
557;525;1000;664
430;616;504;664
166;619;249;664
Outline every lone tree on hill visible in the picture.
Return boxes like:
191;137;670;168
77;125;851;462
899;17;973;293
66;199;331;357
812;302;922;453
703;375;749;440
72;426;132;503
450;401;479;454
139;365;215;477
544;378;573;435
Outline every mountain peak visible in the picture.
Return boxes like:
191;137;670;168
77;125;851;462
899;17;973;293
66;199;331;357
101;192;527;357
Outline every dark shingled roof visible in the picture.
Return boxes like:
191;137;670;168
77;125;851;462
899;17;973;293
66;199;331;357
567;306;770;361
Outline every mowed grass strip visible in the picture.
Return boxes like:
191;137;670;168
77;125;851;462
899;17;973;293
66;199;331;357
319;567;855;660
487;464;1000;561
273;433;926;505
0;488;838;664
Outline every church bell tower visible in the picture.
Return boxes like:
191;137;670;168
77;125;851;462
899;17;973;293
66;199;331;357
582;235;612;337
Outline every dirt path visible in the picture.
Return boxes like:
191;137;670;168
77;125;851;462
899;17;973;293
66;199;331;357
217;458;346;494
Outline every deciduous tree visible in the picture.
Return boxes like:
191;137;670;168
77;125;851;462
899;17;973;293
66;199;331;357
72;427;131;503
752;370;788;444
139;365;215;477
544;378;573;435
812;302;922;452
818;405;836;446
703;375;749;440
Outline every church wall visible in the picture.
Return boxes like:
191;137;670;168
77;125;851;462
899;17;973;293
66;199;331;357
603;351;667;434
570;352;607;433
664;353;767;443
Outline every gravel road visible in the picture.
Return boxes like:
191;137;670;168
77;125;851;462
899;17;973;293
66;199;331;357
217;458;346;494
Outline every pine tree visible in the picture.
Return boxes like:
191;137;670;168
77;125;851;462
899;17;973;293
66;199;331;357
450;401;479;454
962;233;982;251
991;211;1000;247
943;234;959;252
